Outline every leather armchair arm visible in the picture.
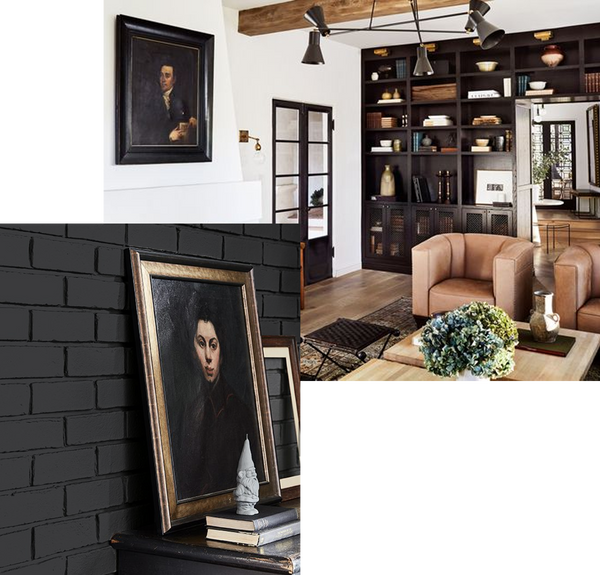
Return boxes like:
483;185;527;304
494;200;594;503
554;246;593;329
493;240;534;320
412;235;452;317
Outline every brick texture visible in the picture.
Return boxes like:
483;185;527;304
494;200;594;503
0;224;299;574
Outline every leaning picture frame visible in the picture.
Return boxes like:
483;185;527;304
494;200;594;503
262;336;301;501
116;15;214;164
129;250;280;533
475;169;514;205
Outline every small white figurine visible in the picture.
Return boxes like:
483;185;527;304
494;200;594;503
234;435;260;515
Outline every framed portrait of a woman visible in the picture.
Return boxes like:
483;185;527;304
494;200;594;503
129;250;280;533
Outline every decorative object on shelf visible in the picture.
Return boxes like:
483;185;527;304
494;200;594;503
441;132;458;153
393;139;402;152
475;60;498;72
529;291;560;344
392;88;401;99
444;170;452;204
380;139;392;147
381;88;393;100
380;164;396;196
378;64;393;78
420;302;518;381
371;71;379;81
475;138;490;147
475;169;514;204
472;115;502;125
529;81;547;90
534;30;554;42
301;0;503;66
493;135;505;152
234;436;260;515
430;58;450;75
436;170;444;203
541;44;564;68
413;82;457;101
401;114;408;127
421;134;432;147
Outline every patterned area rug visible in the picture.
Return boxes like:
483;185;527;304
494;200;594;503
301;296;600;381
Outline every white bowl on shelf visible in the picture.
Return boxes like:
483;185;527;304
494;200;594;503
380;139;392;147
476;61;498;72
529;81;547;90
475;138;489;147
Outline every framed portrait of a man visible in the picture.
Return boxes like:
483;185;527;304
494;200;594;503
129;250;280;533
116;16;214;164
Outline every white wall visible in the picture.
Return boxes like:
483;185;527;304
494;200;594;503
224;8;362;276
104;0;261;222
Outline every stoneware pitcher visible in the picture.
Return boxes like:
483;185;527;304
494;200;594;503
529;290;560;343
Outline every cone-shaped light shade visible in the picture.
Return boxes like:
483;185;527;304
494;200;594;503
302;31;325;65
465;1;490;32
413;45;434;76
470;10;505;49
304;5;330;36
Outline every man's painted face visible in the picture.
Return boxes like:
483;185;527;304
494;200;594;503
194;320;221;383
160;65;176;93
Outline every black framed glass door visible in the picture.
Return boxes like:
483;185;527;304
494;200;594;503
273;100;333;284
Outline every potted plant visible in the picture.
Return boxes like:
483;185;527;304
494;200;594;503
532;149;567;193
420;302;518;380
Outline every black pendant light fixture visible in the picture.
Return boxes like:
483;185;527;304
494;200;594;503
464;0;504;49
300;0;505;67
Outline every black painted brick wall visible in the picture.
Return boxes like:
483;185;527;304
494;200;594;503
0;224;300;575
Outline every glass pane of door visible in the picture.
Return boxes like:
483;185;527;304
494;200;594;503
307;175;328;208
308;206;328;239
275;143;300;176
308;111;328;142
276;210;299;225
308;143;328;174
276;108;299;141
276;176;299;211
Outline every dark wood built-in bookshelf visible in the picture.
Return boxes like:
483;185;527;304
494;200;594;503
361;23;600;273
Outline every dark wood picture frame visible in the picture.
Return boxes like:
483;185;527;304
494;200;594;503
116;15;214;164
262;336;301;501
129;250;280;533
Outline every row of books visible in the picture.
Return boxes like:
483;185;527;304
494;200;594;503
585;72;600;93
395;58;407;79
412;176;435;203
472;115;503;126
516;74;532;97
411;131;423;152
206;505;300;547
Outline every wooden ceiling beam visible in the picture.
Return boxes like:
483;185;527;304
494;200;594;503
238;0;470;37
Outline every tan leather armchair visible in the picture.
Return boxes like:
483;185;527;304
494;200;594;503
554;244;600;333
412;233;534;321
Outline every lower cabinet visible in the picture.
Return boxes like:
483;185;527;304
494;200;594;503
462;208;513;236
412;205;460;245
364;203;410;270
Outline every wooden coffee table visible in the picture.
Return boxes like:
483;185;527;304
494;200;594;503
382;322;600;381
341;360;450;381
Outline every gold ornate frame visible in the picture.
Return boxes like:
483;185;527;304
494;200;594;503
130;250;280;533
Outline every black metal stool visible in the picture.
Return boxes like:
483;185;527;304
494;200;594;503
302;318;399;380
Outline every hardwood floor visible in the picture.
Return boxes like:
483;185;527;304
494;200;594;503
302;211;600;334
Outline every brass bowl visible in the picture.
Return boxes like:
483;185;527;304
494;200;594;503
475;61;498;72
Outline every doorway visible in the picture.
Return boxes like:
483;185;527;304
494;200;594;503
273;100;333;285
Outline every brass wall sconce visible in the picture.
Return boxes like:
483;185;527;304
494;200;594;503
373;48;391;57
534;30;554;42
239;130;265;164
423;43;437;53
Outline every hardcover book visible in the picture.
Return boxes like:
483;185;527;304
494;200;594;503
206;520;301;547
206;505;299;532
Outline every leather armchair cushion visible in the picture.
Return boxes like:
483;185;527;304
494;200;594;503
577;298;600;333
464;234;511;281
429;278;495;316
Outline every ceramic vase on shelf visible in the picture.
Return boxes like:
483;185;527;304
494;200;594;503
380;164;396;196
456;370;490;382
421;134;432;147
541;44;564;68
530;290;560;343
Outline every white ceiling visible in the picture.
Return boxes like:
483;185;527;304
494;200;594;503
222;0;600;49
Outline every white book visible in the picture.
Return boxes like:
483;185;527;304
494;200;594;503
467;90;501;99
503;77;512;97
377;98;404;104
371;147;394;152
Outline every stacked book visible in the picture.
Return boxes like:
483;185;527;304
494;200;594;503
423;115;453;127
206;505;300;547
525;88;555;96
395;58;407;79
467;89;501;99
371;146;393;153
585;72;600;92
419;145;438;152
471;145;492;152
377;98;404;104
366;112;383;128
516;74;531;96
472;115;502;126
381;116;398;128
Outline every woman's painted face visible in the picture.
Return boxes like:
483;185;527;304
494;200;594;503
194;320;221;383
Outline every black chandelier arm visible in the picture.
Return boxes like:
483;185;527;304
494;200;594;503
409;0;424;45
368;0;377;30
369;10;469;30
327;27;467;35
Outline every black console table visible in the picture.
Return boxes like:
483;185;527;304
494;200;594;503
111;501;300;574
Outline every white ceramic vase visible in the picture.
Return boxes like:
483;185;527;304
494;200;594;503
456;370;490;381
